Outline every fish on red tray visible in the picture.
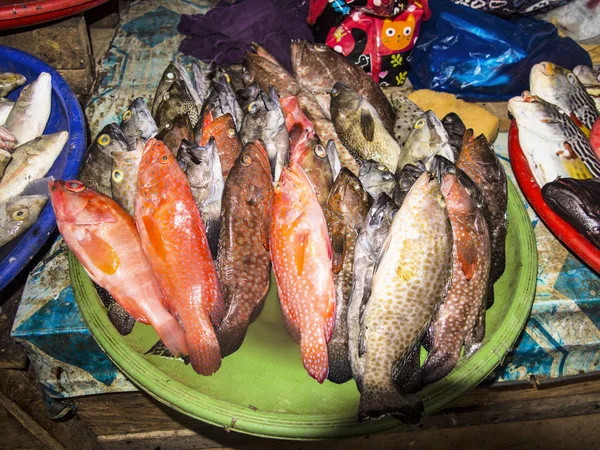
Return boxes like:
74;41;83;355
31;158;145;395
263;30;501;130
270;161;336;383
48;179;188;357
135;138;224;375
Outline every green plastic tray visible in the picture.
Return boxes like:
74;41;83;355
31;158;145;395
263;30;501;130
69;180;537;440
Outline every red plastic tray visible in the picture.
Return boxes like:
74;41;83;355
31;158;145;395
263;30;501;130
0;0;109;30
508;120;600;274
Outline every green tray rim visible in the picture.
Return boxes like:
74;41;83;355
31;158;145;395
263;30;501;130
69;180;537;440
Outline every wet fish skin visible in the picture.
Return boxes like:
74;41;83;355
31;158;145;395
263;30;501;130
155;79;199;130
79;124;131;197
442;113;466;161
240;88;290;184
357;172;453;423
0;149;11;178
358;159;396;200
199;112;242;180
0;194;46;247
120;98;158;149
135;139;224;375
216;141;274;356
326;140;342;180
399;111;454;171
176;138;223;258
153;63;182;116
347;194;397;390
330;83;400;173
0;98;14;126
192;61;215;107
4;72;51;145
573;65;600;112
0;73;26;98
393;96;424;146
530;61;599;129
422;170;491;385
542;177;600;248
270;161;336;383
324;168;370;384
291;136;333;208
203;73;244;132
94;283;136;336
111;146;143;216
457;130;507;308
0;126;16;152
290;40;395;134
0;131;68;204
393;162;425;207
50;179;188;357
156;114;194;157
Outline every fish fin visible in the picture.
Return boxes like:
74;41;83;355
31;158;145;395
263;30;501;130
455;221;478;281
464;302;486;356
301;324;329;383
360;109;375;142
422;344;460;385
373;233;391;275
107;301;136;336
261;214;271;252
358;385;423;424
23;177;53;197
330;223;346;274
184;313;222;375
153;314;189;357
94;283;115;309
77;229;120;275
141;214;166;261
294;229;310;276
392;345;422;393
485;284;495;309
569;112;591;137
326;140;342;179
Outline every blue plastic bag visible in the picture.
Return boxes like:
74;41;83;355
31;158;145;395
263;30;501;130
408;0;592;101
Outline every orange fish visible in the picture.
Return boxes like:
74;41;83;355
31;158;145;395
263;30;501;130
199;112;242;179
280;95;315;150
135;138;224;375
270;161;336;383
49;179;188;357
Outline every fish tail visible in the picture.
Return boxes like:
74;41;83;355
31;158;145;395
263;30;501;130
153;315;189;358
215;302;253;357
421;347;459;385
358;385;423;424
300;323;329;384
185;314;222;375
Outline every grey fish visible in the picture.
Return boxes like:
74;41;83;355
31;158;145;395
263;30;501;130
530;61;599;129
120;98;158;149
203;73;244;133
358;159;396;200
399;111;454;171
347;194;397;390
0;98;14;126
0;73;26;98
155;79;199;130
326;139;342;180
356;172;453;424
152;63;181;116
176;138;223;258
330;83;400;173
239;87;289;183
4;72;51;145
0;194;47;247
421;167;491;385
0;132;68;204
192;61;215;107
236;84;261;111
393;96;424;146
393;162;425;207
79;124;131;197
542;177;600;248
111;146;142;216
442;113;466;161
573;65;600;112
0;150;11;178
324;169;371;384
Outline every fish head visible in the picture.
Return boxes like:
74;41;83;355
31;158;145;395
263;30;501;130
542;178;600;225
359;159;396;195
440;171;478;216
157;113;192;138
91;123;130;156
236;84;261;110
121;97;158;142
137;138;179;196
49;180;116;226
573;65;600;86
328;168;371;227
330;82;362;117
3;194;47;231
176;138;216;189
0;72;27;91
275;161;314;212
441;112;466;137
155;64;181;101
508;91;568;140
237;140;273;205
530;62;585;104
27;72;52;101
243;47;299;95
201;113;237;146
404;111;443;150
290;41;330;79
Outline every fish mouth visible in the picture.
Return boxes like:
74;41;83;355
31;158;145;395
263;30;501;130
532;62;553;78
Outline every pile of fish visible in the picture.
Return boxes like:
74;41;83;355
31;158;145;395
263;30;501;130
0;72;67;249
508;62;600;249
52;41;508;424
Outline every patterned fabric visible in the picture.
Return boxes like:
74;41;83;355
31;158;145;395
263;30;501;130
452;0;573;18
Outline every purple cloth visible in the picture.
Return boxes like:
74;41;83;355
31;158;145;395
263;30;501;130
178;0;313;72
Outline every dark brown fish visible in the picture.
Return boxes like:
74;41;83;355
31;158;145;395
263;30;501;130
421;169;491;385
290;41;395;134
156;114;194;157
216;141;274;356
324;168;371;384
457;130;507;308
155;79;200;130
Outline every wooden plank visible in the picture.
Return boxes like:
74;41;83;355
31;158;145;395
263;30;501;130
0;405;44;450
0;288;27;370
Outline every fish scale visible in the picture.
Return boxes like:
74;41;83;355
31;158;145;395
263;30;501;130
111;148;142;216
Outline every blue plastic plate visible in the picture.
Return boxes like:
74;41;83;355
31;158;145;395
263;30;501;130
0;44;86;291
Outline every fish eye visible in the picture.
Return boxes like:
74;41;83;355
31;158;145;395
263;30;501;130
242;72;253;84
241;154;252;166
112;169;124;182
163;92;170;101
164;123;172;131
160;154;170;163
166;72;175;80
383;173;393;180
377;165;386;171
12;209;28;221
97;134;111;146
445;165;457;175
414;119;425;129
314;145;327;158
66;180;86;192
350;182;361;192
228;128;236;137
122;110;132;121
400;178;412;189
248;102;258;113
438;196;446;208
385;28;395;37
567;73;576;84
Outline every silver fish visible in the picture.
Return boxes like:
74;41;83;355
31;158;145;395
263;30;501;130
203;73;244;133
399;111;454;171
0;150;11;178
0;98;14;126
0;73;26;98
358;159;396;200
326;139;342;180
0;195;47;247
0;126;16;152
393;95;424;146
120;98;158;149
